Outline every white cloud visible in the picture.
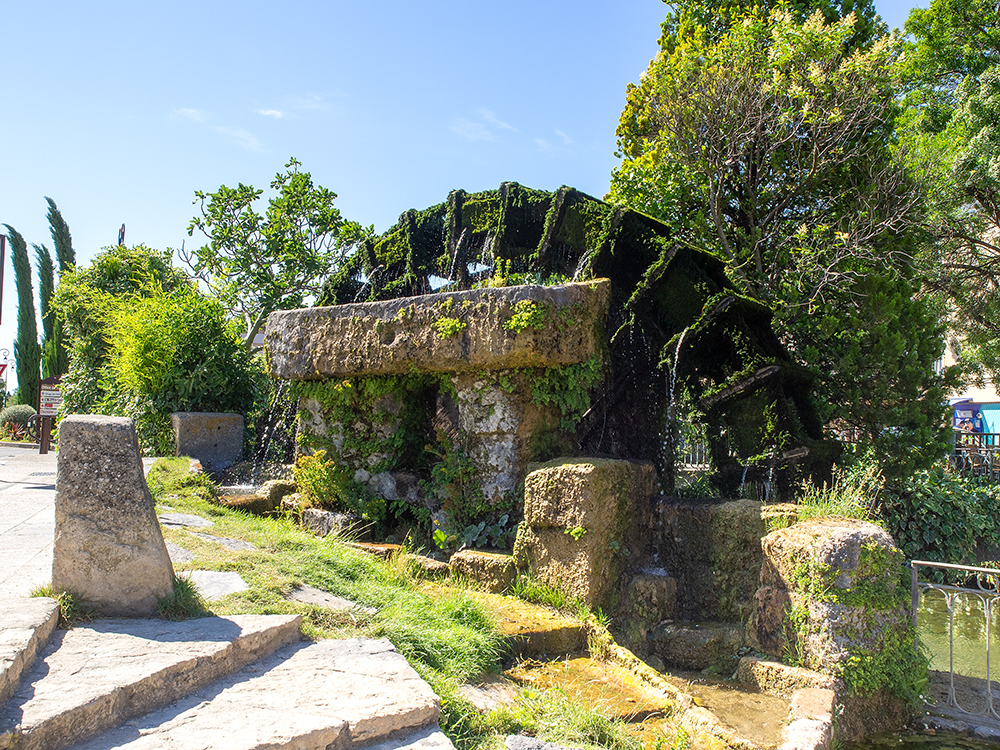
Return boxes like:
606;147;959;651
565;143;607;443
256;108;285;119
288;94;330;111
174;108;208;122
534;137;555;153
477;107;517;132
554;129;574;146
452;118;497;142
214;126;265;153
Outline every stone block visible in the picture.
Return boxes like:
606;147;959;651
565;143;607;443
750;518;915;742
515;458;656;610
170;412;244;471
265;279;610;378
53;415;175;617
735;657;836;698
449;550;516;593
760;518;899;592
523;458;657;532
648;621;745;673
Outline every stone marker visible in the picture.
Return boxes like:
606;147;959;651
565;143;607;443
52;415;175;617
169;412;243;471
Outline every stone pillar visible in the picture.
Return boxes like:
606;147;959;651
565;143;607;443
748;518;918;741
53;415;175;616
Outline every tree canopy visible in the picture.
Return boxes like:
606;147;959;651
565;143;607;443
609;5;952;475
184;158;369;348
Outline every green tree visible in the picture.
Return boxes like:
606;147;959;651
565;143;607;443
4;226;40;407
33;244;57;379
610;7;951;473
45;197;76;377
897;0;1000;383
656;0;885;53
185;158;369;348
55;244;190;416
54;244;262;454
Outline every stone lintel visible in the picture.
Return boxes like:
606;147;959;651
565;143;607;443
265;279;609;379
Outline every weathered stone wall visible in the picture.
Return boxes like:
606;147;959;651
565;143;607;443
52;415;175;616
278;281;611;519
652;498;766;622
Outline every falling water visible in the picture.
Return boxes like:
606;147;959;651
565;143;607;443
739;464;750;498
662;328;691;487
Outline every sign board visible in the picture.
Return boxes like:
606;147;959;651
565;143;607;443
39;390;62;416
0;363;6;376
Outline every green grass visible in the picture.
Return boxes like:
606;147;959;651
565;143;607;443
30;585;94;627
147;457;685;750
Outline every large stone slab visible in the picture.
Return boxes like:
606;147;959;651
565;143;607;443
514;458;656;610
52;416;175;617
265;279;610;379
0;598;59;704
67;638;442;750
169;412;243;471
0;614;302;750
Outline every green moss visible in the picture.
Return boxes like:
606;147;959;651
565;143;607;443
504;300;547;332
432;317;467;338
529;356;604;432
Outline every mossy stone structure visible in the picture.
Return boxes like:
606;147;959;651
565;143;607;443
311;182;837;499
268;280;609;513
748;518;921;741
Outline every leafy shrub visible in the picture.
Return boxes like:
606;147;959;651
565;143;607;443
292;450;386;525
879;467;1000;567
54;245;265;455
0;404;36;429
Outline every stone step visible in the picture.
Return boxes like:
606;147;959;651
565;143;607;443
0;613;302;750
0;598;60;704
648;620;745;674
67;638;448;750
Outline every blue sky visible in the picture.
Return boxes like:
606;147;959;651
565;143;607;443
0;0;921;394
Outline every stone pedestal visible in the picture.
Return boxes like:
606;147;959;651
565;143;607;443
170;412;243;471
748;518;918;742
53;415;175;616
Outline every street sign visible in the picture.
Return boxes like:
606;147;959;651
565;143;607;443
39;387;62;416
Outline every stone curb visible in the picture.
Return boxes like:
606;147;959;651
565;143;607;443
0;598;59;704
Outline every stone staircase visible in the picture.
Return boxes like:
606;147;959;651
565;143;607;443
0;598;451;750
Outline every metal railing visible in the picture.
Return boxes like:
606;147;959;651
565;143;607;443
912;560;1000;722
949;431;1000;480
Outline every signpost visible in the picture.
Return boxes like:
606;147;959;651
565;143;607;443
37;376;62;454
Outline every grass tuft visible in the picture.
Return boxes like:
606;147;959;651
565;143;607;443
158;574;211;620
31;585;94;628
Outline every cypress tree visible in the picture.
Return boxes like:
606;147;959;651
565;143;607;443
34;244;57;379
45;197;74;376
45;197;75;274
5;226;40;407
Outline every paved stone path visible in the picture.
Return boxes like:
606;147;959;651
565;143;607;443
0;446;57;599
